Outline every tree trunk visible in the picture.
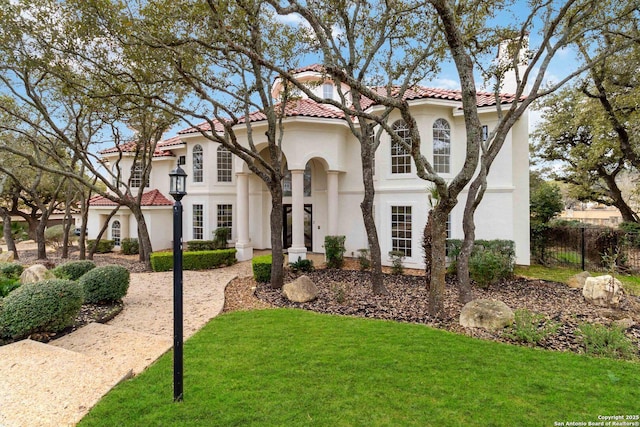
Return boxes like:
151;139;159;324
1;208;18;259
428;203;450;317
423;210;434;284
35;218;47;260
129;204;153;270
61;203;73;259
269;182;285;289
360;135;387;295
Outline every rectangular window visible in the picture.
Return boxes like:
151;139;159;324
130;162;148;188
323;83;333;99
391;142;411;174
193;204;204;240
217;147;232;182
482;125;489;142
391;206;412;257
217;204;233;237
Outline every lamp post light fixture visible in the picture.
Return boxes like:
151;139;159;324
169;165;187;402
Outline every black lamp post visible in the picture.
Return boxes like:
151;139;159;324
169;164;187;402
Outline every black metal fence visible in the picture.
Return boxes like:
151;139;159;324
531;225;640;273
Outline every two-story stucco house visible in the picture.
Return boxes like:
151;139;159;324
88;65;530;269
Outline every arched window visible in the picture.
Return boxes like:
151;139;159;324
433;119;451;173
111;220;121;246
193;144;203;183
217;146;232;182
391;120;411;174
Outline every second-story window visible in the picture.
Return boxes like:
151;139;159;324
391;120;411;174
217;146;232;182
433;118;451;173
323;83;333;100
130;162;148;188
193;144;203;183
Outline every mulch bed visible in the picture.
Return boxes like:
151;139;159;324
252;269;640;357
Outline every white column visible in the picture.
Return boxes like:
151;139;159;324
235;172;253;261
288;169;307;261
327;171;339;236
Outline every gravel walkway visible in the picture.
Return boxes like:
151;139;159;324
0;261;252;427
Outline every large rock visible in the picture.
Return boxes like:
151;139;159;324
567;271;590;289
459;299;514;330
282;275;319;303
20;264;55;285
0;251;15;263
582;275;622;308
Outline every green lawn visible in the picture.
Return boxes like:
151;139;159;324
515;264;640;296
80;309;640;426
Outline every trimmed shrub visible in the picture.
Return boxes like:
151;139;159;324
150;249;238;272
79;265;130;304
213;227;230;249
87;239;115;254
0;279;83;339
121;238;139;255
447;239;515;285
0;263;24;280
53;260;96;281
252;255;272;283
187;240;216;251
289;257;314;274
325;235;346;269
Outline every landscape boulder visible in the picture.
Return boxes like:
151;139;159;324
582;275;622;308
0;251;15;263
459;299;514;330
282;275;319;303
567;271;590;289
20;264;54;285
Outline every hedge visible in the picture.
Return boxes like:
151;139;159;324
121;238;139;255
252;254;272;283
79;265;130;303
87;239;115;254
0;279;83;339
53;260;96;281
150;249;237;272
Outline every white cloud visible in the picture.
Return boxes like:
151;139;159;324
429;78;460;90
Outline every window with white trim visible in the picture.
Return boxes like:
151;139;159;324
391;120;411;174
217;204;233;237
130;162;148;188
193;144;203;183
111;220;121;246
323;83;333;99
433;118;451;173
217;146;232;182
391;206;412;257
193;204;204;240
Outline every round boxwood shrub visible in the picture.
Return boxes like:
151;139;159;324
0;279;84;339
0;263;24;280
53;260;97;281
79;265;130;303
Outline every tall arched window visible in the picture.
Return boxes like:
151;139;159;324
391;120;411;174
217;146;232;182
193;144;203;183
433;118;451;173
111;220;121;246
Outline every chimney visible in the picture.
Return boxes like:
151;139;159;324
497;35;529;94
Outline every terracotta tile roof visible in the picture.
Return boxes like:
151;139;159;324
290;64;326;74
89;189;173;207
99;135;183;158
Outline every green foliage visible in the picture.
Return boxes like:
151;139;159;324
530;181;564;226
44;224;75;249
252;255;272;283
447;239;515;285
577;323;637;360
79;265;130;304
0;277;20;297
289;257;314;274
619;221;640;234
87;239;115;254
0;263;24;280
53;260;96;281
0;222;29;242
324;235;346;269
186;240;217;251
121;238;139;255
388;251;405;275
150;249;237;272
357;248;371;271
0;279;83;339
504;310;559;345
212;227;230;250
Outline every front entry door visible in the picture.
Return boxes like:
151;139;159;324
283;204;312;251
